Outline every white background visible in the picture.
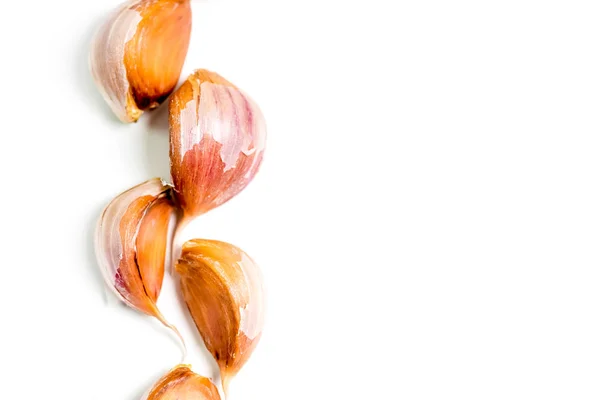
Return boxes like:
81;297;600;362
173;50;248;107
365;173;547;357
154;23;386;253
1;0;600;398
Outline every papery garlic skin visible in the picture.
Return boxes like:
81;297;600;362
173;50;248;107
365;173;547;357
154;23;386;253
170;70;267;218
176;240;265;389
90;2;142;122
136;196;173;301
141;365;220;400
90;0;192;122
95;178;176;327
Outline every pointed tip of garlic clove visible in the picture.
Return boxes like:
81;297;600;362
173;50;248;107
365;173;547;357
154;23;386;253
95;178;180;336
141;365;221;400
220;373;231;398
176;240;265;384
90;0;192;123
169;69;267;217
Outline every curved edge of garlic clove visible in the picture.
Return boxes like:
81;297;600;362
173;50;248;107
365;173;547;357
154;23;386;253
89;0;143;123
140;365;221;400
94;177;171;310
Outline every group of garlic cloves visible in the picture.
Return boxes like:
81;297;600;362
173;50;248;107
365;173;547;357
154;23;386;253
91;1;267;398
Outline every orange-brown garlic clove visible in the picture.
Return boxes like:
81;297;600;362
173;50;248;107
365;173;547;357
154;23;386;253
90;0;192;123
141;365;220;400
169;69;267;219
176;240;265;390
95;178;179;334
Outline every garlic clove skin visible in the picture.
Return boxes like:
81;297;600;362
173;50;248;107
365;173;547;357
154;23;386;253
95;178;177;330
90;0;192;123
176;240;265;390
169;70;267;219
135;195;174;302
141;365;220;400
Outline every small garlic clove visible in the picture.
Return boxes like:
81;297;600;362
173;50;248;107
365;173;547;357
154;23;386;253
176;240;265;391
169;69;267;219
141;365;220;400
90;0;192;123
95;178;178;332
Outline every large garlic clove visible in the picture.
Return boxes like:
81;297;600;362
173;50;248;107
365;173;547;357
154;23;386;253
95;178;178;331
141;365;220;400
176;239;265;391
90;0;192;123
169;70;267;219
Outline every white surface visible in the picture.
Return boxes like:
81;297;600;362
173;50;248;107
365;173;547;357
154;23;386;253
1;0;600;398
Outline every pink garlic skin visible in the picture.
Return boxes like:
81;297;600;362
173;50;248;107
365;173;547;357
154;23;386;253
169;69;267;219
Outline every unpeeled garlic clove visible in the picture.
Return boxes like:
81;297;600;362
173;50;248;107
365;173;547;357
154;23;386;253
90;0;192;123
141;365;220;400
169;70;267;219
95;178;180;334
176;240;265;391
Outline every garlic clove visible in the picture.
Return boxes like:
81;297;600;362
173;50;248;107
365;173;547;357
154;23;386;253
95;178;179;334
141;365;220;400
90;0;192;123
175;239;265;391
169;69;267;219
